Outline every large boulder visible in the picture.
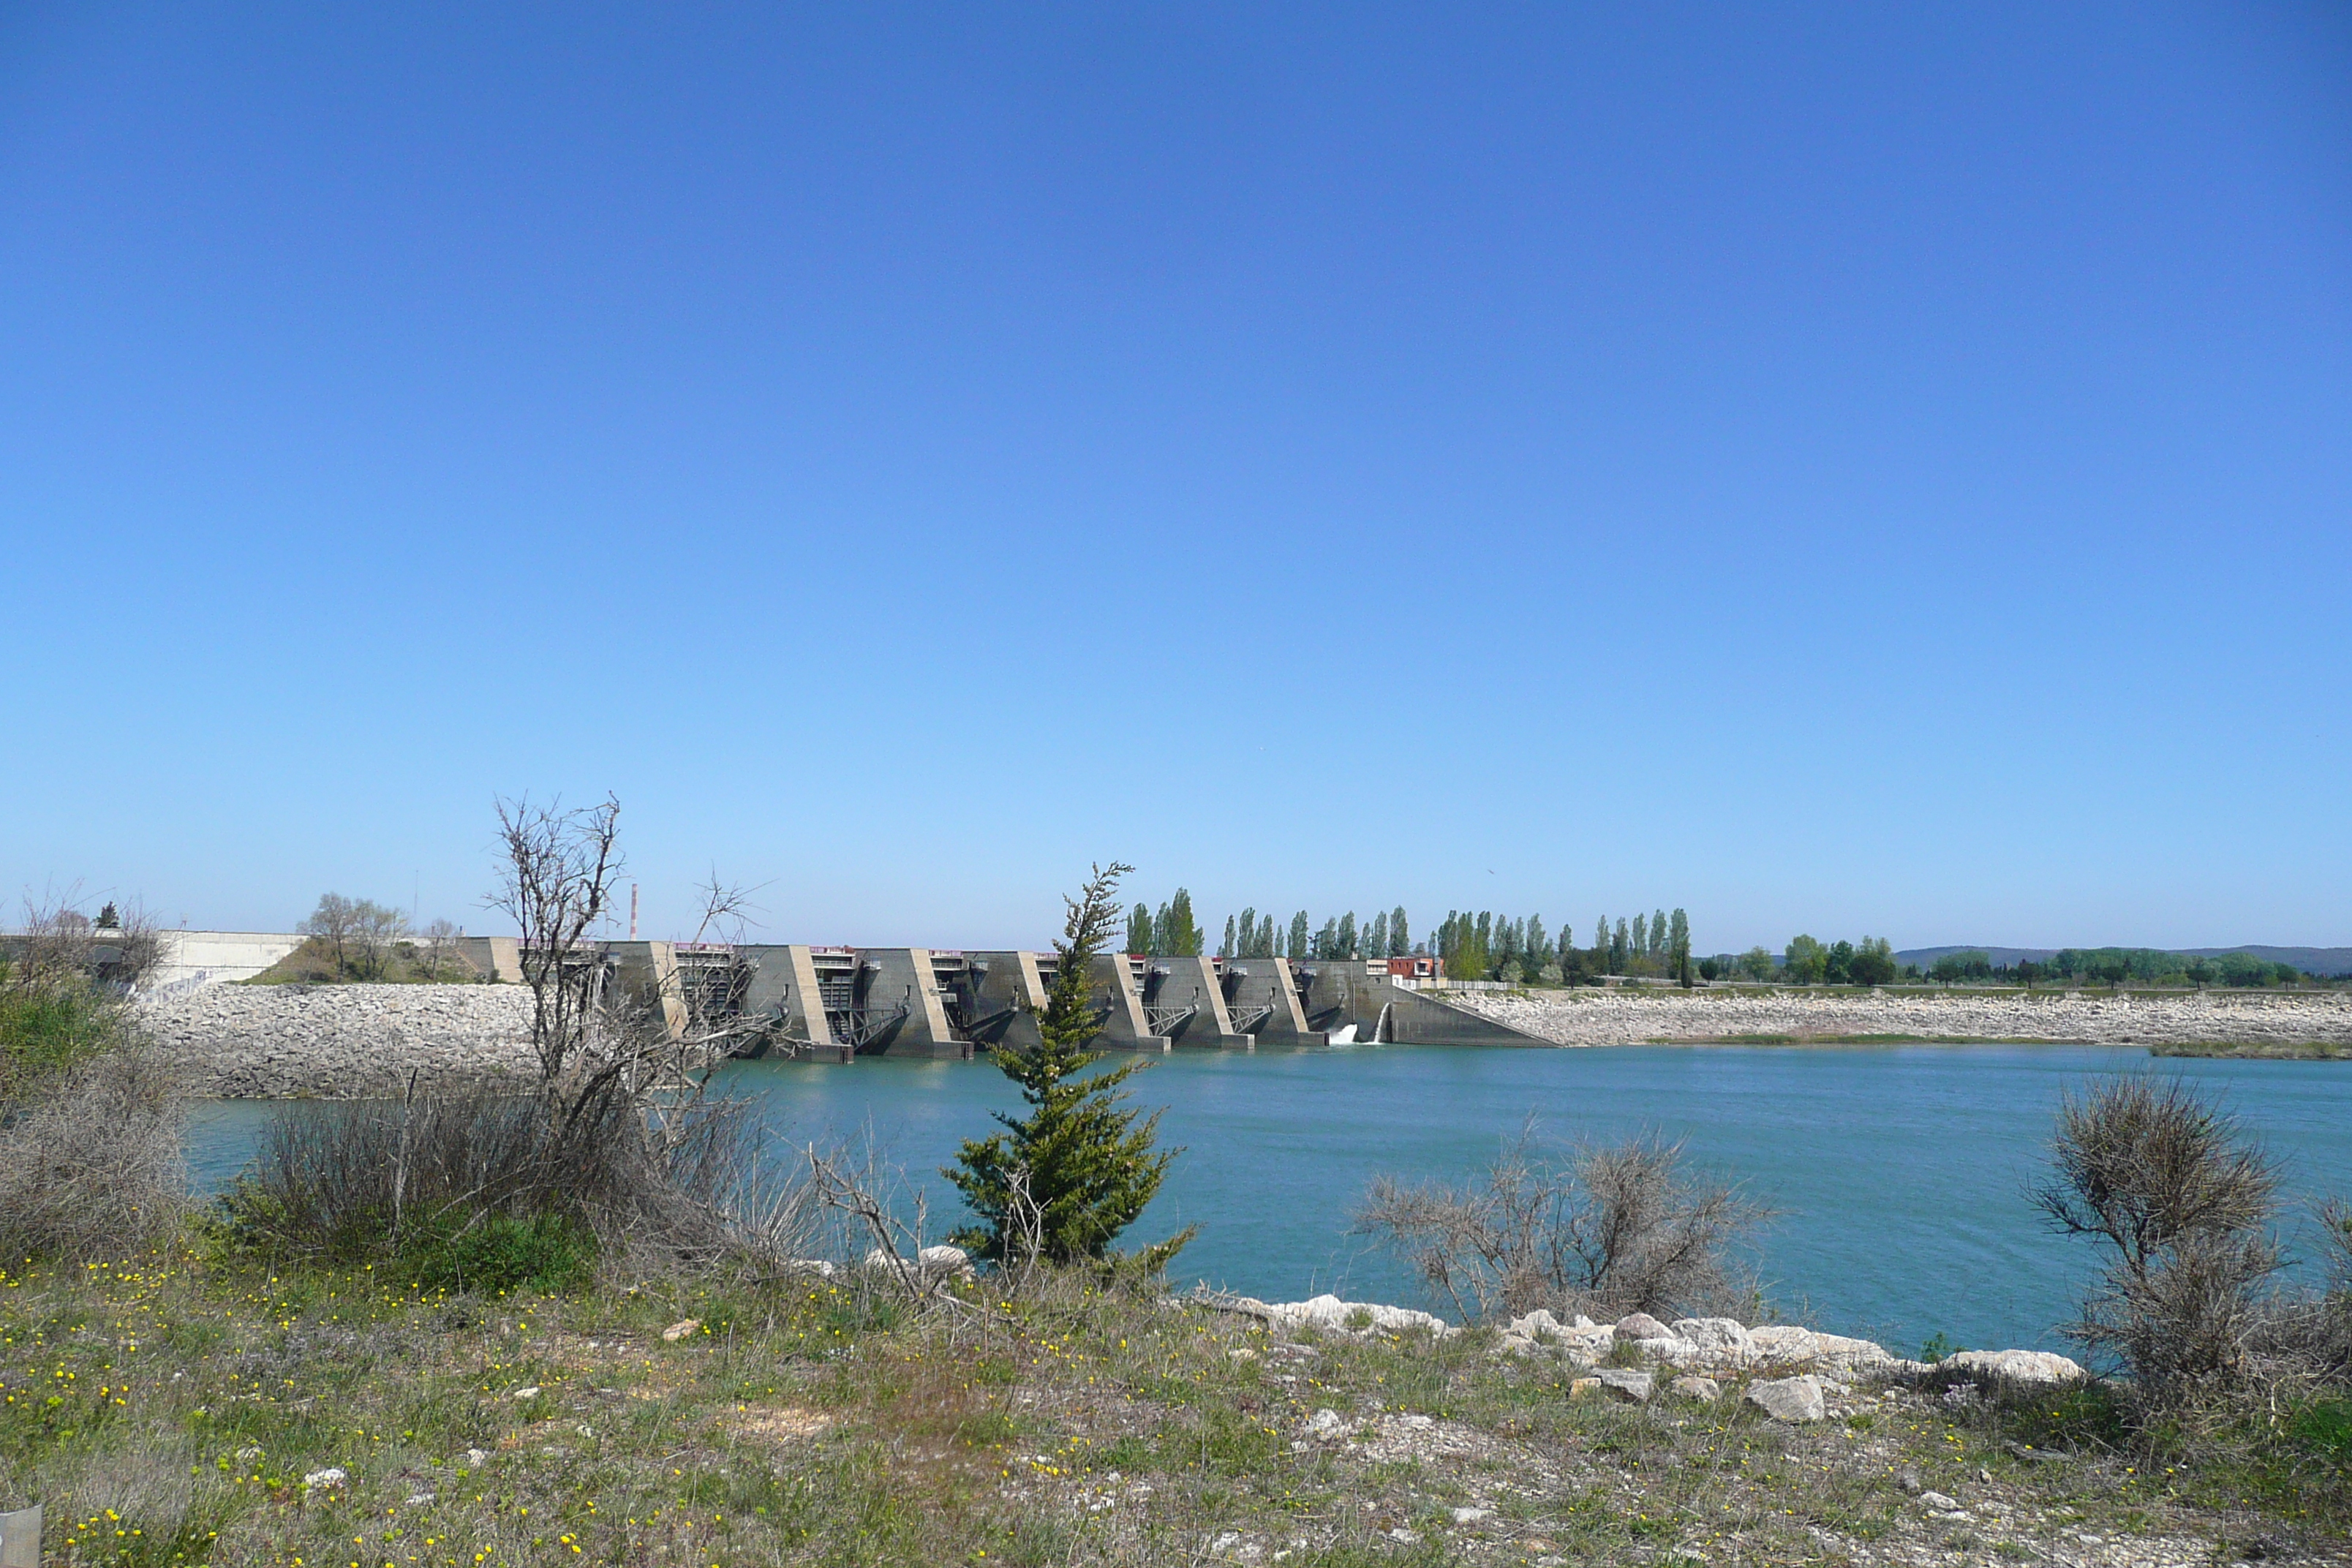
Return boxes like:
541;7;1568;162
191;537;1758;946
1672;1318;1754;1362
1746;1325;1819;1360
1745;1326;1893;1374
917;1245;976;1282
1235;1294;1452;1338
1503;1308;1569;1341
861;1245;976;1286
1945;1349;2085;1387
1744;1374;1827;1424
1496;1308;1607;1365
1594;1368;1654;1403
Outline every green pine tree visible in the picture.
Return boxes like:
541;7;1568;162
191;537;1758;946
947;862;1193;1268
1288;911;1310;960
1221;915;1237;958
1390;906;1409;957
1127;903;1153;957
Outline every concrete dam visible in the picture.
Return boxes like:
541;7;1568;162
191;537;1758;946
459;939;1544;1062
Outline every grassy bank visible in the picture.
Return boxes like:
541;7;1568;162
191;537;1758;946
1665;1033;2060;1047
2148;1041;2352;1060
3;1247;2345;1567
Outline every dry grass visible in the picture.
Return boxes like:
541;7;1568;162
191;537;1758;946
0;1245;2341;1567
0;1028;186;1265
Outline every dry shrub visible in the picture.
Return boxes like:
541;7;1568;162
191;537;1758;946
218;1076;820;1288
2034;1076;2329;1424
0;897;186;1262
2269;1199;2352;1385
0;1036;186;1262
4;891;164;995
1355;1123;1768;1324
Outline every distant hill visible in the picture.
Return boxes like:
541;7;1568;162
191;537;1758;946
1896;945;2352;977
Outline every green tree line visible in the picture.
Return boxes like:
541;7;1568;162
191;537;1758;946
1435;908;1694;985
1128;894;1711;986
1927;947;2311;988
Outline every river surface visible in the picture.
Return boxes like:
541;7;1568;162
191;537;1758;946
184;1043;2351;1358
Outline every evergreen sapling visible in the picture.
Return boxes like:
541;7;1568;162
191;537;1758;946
948;863;1194;1270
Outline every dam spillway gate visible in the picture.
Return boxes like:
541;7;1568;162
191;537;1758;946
567;941;1544;1062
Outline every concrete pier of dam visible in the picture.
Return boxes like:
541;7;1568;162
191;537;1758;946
99;928;1540;1062
448;938;1542;1058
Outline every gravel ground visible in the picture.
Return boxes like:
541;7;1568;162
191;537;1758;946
1447;987;2352;1048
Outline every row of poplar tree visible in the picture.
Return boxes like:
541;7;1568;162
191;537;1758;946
1437;908;1693;984
1121;892;1695;984
1124;895;1413;963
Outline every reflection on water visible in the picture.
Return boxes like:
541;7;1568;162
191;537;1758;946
180;1043;2352;1358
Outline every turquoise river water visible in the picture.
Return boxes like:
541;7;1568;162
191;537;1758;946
183;1042;2349;1360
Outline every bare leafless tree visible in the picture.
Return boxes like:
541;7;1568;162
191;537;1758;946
685;868;762;946
298;893;364;980
420;918;467;981
1357;1121;1768;1324
487;794;624;1085
351;900;411;981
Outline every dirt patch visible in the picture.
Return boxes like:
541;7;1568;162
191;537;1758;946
731;1403;834;1441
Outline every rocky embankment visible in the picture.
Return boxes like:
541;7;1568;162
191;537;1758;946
1218;1294;2081;1416
137;982;535;1097
1449;987;2352;1048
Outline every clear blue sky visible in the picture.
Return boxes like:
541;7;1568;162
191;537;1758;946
4;4;2348;954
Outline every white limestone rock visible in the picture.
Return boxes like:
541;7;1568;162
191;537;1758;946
1672;1317;1755;1362
1231;1294;1453;1338
917;1245;977;1282
1744;1374;1827;1423
1945;1349;2086;1387
1594;1368;1654;1403
1744;1325;1894;1373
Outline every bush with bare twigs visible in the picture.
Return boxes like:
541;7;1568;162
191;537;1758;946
1356;1123;1768;1324
0;896;184;1261
214;1074;806;1290
2035;1076;2289;1412
218;796;802;1289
